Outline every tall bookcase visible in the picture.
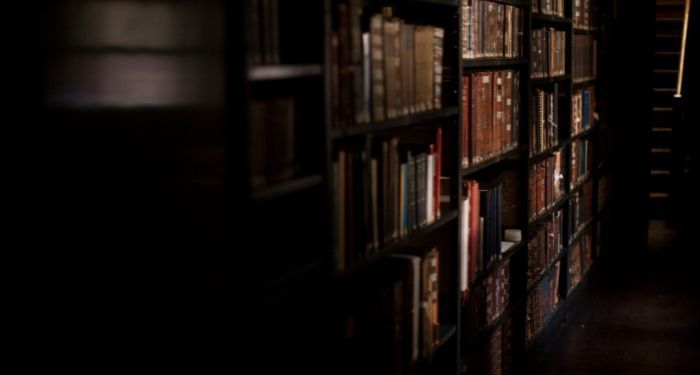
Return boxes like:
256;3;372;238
241;0;608;374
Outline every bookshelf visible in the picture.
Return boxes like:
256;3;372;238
241;0;608;374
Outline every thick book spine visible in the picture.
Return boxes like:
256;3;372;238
461;76;470;167
370;15;385;122
433;27;444;110
384;18;401;120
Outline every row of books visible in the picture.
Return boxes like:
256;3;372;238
573;35;597;83
333;130;444;271
531;27;567;79
526;261;561;344
574;0;598;31
331;5;445;128
482;319;512;375
460;175;521;300
567;231;592;294
530;85;560;156
485;260;511;327
391;248;441;363
533;0;566;18
528;152;564;221
570;138;592;190
249;97;298;188
571;87;595;136
464;259;511;331
461;70;521;167
461;0;525;59
527;209;563;285
569;179;593;239
335;247;440;374
247;0;281;65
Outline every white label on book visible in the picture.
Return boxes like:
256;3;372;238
497;78;502;85
507;98;512;106
497;95;502;102
483;76;490;84
497;111;503;119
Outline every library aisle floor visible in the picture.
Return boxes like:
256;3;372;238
528;221;700;374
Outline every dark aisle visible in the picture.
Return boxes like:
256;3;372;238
527;221;700;374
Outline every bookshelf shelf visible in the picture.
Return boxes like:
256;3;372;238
528;143;563;164
247;64;323;81
570;125;595;140
330;107;459;139
471;241;525;289
528;196;568;230
573;27;598;34
474;302;515;339
461;146;525;176
569;219;594;245
462;58;528;69
531;75;572;85
486;0;530;6
251;174;324;202
570;173;593;194
527;247;568;292
335;210;459;283
573;77;597;86
532;13;572;25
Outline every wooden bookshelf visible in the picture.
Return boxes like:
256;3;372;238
531;13;572;25
461;146;525;176
330;107;459;139
241;0;607;374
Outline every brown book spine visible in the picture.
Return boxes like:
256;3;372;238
482;72;493;160
462;76;470;167
350;0;367;124
384;18;401;119
470;73;479;162
370;14;385;122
